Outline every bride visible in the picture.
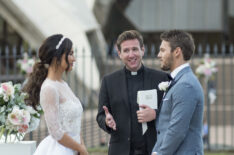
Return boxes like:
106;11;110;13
23;34;88;155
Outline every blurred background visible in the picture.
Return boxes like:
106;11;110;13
0;0;234;154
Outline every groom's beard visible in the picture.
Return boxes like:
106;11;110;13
161;55;173;71
161;65;170;71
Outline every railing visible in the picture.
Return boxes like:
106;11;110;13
0;43;234;151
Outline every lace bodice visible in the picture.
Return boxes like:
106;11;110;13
40;78;83;143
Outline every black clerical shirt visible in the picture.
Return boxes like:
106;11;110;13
125;65;146;150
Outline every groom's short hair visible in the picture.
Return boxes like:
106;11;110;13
160;30;195;61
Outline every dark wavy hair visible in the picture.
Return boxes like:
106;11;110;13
22;34;73;110
160;30;195;61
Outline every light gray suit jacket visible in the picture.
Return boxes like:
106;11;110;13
152;66;204;155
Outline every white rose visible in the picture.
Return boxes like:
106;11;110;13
28;59;35;66
8;111;21;125
5;119;18;131
27;117;40;133
196;65;205;74
21;63;28;72
12;106;20;111
158;81;170;91
1;82;15;97
3;94;9;102
8;107;30;125
22;109;31;124
26;106;37;114
36;105;42;111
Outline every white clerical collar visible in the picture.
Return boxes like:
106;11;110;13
171;63;189;79
125;64;144;76
131;72;137;75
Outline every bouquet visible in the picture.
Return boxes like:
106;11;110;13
17;53;35;75
196;54;218;104
195;54;218;80
0;81;42;143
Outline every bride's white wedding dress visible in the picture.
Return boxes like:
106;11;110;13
34;79;83;155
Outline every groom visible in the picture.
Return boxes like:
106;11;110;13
152;30;204;155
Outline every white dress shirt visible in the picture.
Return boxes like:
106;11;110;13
171;63;189;79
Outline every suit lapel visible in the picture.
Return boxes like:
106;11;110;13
165;66;191;95
173;66;191;84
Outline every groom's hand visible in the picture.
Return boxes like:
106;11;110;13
137;105;156;123
103;106;116;130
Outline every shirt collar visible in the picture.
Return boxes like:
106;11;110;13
125;64;144;76
170;63;189;79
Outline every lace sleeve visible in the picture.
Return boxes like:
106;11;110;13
40;84;65;140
